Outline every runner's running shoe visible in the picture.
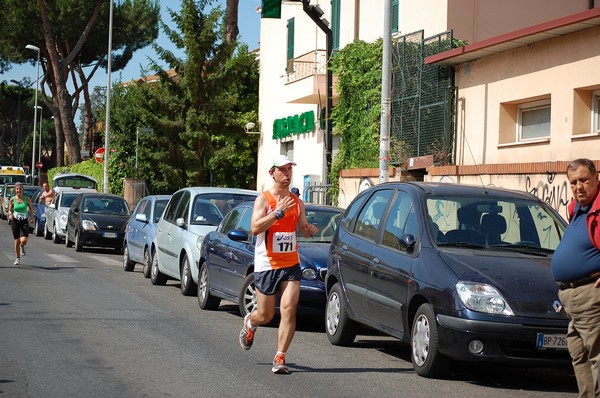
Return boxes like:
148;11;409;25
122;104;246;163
239;313;255;350
20;245;25;256
14;257;20;265
272;353;289;374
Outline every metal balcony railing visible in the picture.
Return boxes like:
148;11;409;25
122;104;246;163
286;49;330;83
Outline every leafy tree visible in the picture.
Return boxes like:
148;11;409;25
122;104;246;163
0;0;160;166
104;0;259;194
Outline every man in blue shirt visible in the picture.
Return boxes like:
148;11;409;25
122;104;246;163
552;158;600;398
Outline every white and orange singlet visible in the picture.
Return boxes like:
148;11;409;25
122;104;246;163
254;191;300;272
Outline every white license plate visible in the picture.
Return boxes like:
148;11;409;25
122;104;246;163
536;333;568;349
103;232;118;238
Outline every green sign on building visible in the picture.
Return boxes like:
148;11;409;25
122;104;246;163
272;111;315;139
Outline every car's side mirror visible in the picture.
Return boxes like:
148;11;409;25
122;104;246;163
228;229;249;242
176;217;186;228
398;233;416;252
49;203;56;209
135;213;149;223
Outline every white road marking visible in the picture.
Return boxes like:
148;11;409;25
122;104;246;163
87;255;122;266
46;254;79;263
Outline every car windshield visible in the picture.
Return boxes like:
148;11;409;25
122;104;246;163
83;197;129;215
4;186;15;198
23;188;40;200
426;195;566;251
299;208;343;243
191;193;257;226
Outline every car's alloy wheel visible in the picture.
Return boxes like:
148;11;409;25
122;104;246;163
142;248;152;278
180;254;197;296
123;243;135;272
44;223;51;240
325;283;358;346
238;273;257;318
74;231;83;252
150;252;167;285
34;220;43;237
197;263;220;310
411;303;447;378
65;229;73;247
52;224;61;244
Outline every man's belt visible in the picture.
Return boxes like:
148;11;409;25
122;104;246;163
557;275;599;290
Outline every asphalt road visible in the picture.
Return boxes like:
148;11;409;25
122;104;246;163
0;222;579;398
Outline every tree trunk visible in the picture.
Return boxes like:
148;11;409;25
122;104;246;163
225;0;239;44
51;100;65;167
37;0;103;165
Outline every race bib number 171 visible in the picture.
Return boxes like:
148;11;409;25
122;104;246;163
272;232;297;253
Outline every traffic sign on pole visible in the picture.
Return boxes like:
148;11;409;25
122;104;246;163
35;161;43;169
95;147;106;164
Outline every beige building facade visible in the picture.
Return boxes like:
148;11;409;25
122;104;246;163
256;0;595;209
425;7;600;219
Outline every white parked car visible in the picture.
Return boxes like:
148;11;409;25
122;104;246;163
152;187;258;296
44;187;97;243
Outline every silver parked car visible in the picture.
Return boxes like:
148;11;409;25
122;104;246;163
45;187;97;243
152;187;258;296
123;194;171;277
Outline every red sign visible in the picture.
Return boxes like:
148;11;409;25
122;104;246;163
94;147;106;164
35;161;43;169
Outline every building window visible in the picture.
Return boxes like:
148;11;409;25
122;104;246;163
592;90;600;135
282;141;294;160
517;100;551;141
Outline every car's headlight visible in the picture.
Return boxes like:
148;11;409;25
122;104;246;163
60;214;67;223
302;267;318;280
455;282;514;315
196;235;204;251
82;219;97;231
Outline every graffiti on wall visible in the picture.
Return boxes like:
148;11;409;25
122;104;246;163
525;173;570;219
338;177;375;209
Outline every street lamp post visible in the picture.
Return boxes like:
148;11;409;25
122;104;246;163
103;0;114;193
10;80;22;164
37;106;43;180
26;44;41;185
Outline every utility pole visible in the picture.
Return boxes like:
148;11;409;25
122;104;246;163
379;0;393;183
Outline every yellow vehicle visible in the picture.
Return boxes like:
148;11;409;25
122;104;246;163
0;166;27;185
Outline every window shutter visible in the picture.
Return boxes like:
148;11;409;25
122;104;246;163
287;18;295;72
392;0;399;33
332;0;341;50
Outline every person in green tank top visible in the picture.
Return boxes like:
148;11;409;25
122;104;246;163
8;182;34;265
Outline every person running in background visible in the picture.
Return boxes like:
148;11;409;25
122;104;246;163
8;182;34;265
239;155;318;374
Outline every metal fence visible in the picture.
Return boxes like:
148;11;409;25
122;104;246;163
305;184;331;206
391;30;456;162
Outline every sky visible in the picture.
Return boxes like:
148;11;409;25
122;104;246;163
2;0;261;94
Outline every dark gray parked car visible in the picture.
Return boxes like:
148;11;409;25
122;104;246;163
325;182;571;378
65;193;130;252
